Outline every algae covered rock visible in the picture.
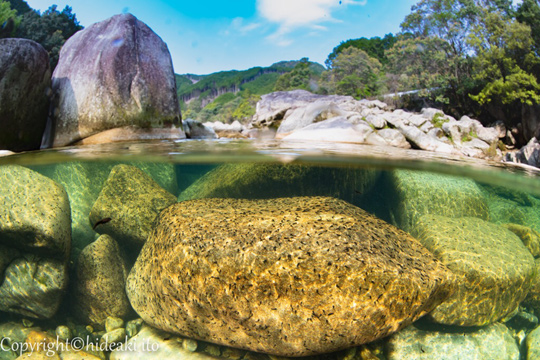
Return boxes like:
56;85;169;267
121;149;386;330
127;196;455;357
178;163;380;206
387;323;519;360
0;165;71;256
50;13;183;147
32;161;178;256
526;324;540;360
0;39;50;152
72;235;131;326
89;164;177;248
414;215;535;326
503;223;540;257
386;170;489;233
0;165;70;319
524;259;540;314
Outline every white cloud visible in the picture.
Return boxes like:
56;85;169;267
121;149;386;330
230;17;262;35
257;0;366;35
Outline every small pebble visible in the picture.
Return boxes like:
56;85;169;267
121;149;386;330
125;319;143;338
182;338;198;352
55;325;71;341
99;328;126;349
204;344;221;357
221;347;245;360
22;319;34;327
105;316;124;333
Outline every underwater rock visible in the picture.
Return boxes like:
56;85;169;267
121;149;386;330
0;39;50;152
89;164;177;249
72;235;131;326
386;323;519;360
414;215;535;326
0;322;42;360
0;165;71;256
50;13;183;147
0;256;68;319
111;325;214;360
127;196;455;357
0;166;70;319
31;162;178;256
526;324;540;360
503;223;540;257
386;170;489;234
523;259;540;315
178;163;380;207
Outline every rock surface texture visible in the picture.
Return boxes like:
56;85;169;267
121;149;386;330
127;196;455;357
50;13;183;147
248;90;503;160
0;39;50;151
89;164;177;249
414;215;536;326
0;165;70;318
72;235;131;326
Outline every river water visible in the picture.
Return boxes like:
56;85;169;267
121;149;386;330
0;139;539;360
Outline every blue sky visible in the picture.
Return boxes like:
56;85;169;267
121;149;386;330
25;0;419;75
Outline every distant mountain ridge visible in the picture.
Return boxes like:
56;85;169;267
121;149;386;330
176;60;325;107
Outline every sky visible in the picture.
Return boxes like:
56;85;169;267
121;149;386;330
24;0;419;75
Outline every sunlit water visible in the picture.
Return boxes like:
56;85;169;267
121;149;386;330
0;139;539;360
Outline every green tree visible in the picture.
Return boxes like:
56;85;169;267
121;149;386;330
385;37;454;102
468;10;540;106
319;47;382;98
516;0;540;55
0;1;20;38
274;58;312;91
15;5;82;69
325;34;397;68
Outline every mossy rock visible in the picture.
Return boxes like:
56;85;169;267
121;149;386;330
386;170;489;234
414;215;536;326
127;196;455;357
523;258;540;314
89;165;177;249
31;161;178;257
178;163;380;206
503;223;540;257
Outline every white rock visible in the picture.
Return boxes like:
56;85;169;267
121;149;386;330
365;114;386;129
399;125;456;153
408;114;428;127
276;100;348;137
377;129;411;149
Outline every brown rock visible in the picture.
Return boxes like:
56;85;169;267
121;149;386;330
72;235;131;326
127;197;455;357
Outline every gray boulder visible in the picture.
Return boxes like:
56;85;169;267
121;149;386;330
0;39;50;151
281;117;374;143
505;137;540;168
387;323;519;360
72;235;131;326
49;13;183;147
183;119;217;139
127;197;455;357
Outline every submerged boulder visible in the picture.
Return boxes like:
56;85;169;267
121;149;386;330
89;164;177;249
0;39;50;151
127;196;455;357
386;170;489;233
72;235;131;326
49;13;183;147
414;215;536;326
0;165;71;318
387;323;519;360
178;163;380;207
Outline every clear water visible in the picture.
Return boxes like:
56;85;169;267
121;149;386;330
0;139;539;360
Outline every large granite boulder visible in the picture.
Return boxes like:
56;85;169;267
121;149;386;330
0;39;50;151
178;163;380;207
387;323;519;360
414;215;536;326
72;235;131;326
524;259;540;315
385;170;489;233
505;137;540;168
89;164;177;249
31;161;178;257
49;13;183;147
526;323;540;360
127;197;455;357
0;165;71;318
